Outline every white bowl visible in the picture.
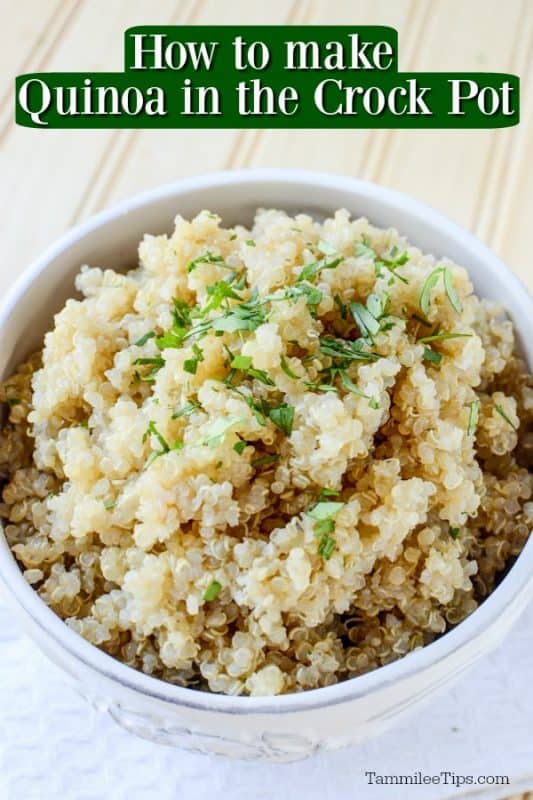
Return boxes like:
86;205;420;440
1;169;532;762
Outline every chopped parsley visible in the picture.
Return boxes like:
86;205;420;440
233;440;248;455
350;292;391;343
232;388;270;426
417;332;471;344
210;289;268;334
355;238;409;284
297;252;344;283
156;330;186;350
203;580;222;602
103;499;116;510
419;266;463;316
315;333;381;407
339;370;373;401
268;403;295;437
134;331;156;346
494;403;518;429
467;399;480;435
187;251;225;273
419;268;443;315
304;382;338;393
143;421;182;468
133;356;165;382
319;336;380;363
284;282;323;309
245;239;256;247
334;294;348;319
319;488;340;499
6;398;21;407
422;347;442;365
172;298;194;328
318;535;336;559
199;416;245;448
172;400;201;419
280;355;301;379
308;501;345;520
317;239;337;256
230;354;252;371
227;352;274;387
143;420;170;452
183;343;204;375
251;454;280;468
350;302;381;339
307;499;345;560
449;527;460;540
443;267;463;314
354;237;375;260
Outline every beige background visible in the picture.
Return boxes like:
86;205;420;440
1;1;532;796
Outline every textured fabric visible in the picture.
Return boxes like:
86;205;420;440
0;590;531;800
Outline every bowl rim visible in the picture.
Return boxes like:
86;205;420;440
1;167;532;716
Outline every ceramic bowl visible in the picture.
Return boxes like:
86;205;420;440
1;169;532;762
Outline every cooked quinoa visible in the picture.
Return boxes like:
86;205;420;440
1;208;532;697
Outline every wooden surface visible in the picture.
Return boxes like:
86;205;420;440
1;1;532;797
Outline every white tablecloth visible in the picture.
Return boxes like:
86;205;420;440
1;593;532;800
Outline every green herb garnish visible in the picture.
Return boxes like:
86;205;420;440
156;330;186;350
172;400;200;419
210;289;268;334
187;251;225;273
134;331;156;346
317;239;337;256
268;403;295;437
467;399;480;435
203;580;222;602
143;420;170;452
319;336;380;363
308;501;345;520
318;535;336;560
419;266;462;316
307;500;345;560
494;404;518;429
422;347;442;365
334;294;348;319
200;416;245;448
304;382;338;393
133;356;165;382
354;237;375;260
251;454;280;468
230;355;253;371
103;499;116;510
319;488;340;499
449;527;460;540
183;343;204;375
297;253;344;283
280;355;301;379
419;268;443;316
143;421;182;468
350;301;381;340
172;298;194;328
418;332;471;344
233;440;248;455
443;267;463;314
355;239;409;284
